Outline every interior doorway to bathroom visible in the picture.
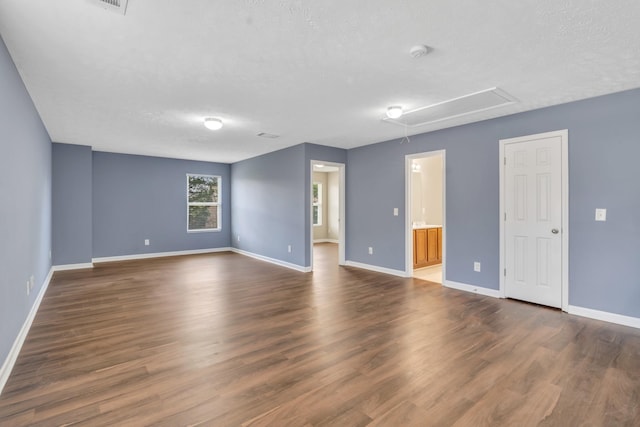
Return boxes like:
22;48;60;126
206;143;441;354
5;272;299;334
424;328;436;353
405;151;445;283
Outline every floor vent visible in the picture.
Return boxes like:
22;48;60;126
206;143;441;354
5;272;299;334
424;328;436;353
384;87;517;128
88;0;129;15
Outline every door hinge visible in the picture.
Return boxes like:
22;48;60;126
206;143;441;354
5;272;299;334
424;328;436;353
504;212;506;221
504;157;506;166
504;268;506;276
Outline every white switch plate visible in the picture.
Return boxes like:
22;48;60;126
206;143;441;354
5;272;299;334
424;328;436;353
144;239;150;246
595;208;607;222
288;245;291;253
393;208;398;216
368;247;373;255
474;262;481;272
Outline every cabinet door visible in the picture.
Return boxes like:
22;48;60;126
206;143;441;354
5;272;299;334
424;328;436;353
427;228;438;262
414;229;427;267
437;227;442;260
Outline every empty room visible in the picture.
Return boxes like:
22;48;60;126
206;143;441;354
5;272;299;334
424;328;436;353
1;1;640;425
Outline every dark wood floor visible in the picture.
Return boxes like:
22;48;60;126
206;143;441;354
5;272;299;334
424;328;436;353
1;243;639;426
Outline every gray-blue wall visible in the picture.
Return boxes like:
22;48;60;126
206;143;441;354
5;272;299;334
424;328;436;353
231;143;347;269
0;36;52;368
231;144;307;266
347;88;640;318
92;152;231;258
52;143;92;265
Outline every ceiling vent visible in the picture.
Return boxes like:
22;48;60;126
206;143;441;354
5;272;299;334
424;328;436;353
257;132;280;139
88;0;129;15
383;87;517;128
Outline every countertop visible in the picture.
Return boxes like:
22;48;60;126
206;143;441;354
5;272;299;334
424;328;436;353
412;224;442;229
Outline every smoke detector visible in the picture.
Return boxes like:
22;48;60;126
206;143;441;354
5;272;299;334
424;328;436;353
409;45;431;58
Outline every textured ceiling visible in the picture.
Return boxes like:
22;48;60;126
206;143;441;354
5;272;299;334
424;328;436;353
1;0;639;163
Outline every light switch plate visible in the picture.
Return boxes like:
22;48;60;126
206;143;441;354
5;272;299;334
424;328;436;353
595;208;607;222
393;208;398;216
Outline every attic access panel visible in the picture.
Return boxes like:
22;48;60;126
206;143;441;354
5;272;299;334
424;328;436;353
384;88;517;128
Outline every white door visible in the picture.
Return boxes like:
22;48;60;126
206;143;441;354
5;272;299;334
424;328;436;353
503;133;563;307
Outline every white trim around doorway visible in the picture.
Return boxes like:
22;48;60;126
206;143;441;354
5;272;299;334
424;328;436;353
310;160;346;271
405;150;446;279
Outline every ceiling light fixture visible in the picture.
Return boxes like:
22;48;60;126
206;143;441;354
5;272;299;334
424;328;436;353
204;117;223;130
316;164;324;168
386;106;403;119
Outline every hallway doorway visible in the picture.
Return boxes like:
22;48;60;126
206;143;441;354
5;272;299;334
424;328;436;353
310;160;345;271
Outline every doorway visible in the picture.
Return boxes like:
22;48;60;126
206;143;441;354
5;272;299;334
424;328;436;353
499;130;569;310
405;151;446;282
310;160;345;270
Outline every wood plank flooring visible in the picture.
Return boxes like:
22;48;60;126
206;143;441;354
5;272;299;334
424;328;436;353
1;243;640;426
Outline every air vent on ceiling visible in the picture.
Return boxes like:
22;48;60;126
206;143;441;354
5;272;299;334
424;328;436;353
383;87;517;128
88;0;129;15
257;132;280;139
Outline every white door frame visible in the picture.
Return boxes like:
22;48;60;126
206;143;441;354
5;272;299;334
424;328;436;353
405;150;446;278
499;129;569;311
310;160;346;270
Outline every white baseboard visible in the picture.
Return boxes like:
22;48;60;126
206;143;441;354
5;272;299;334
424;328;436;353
567;305;640;329
231;248;311;273
314;239;339;244
92;247;232;264
0;267;54;396
443;279;502;298
52;262;94;271
344;260;409;278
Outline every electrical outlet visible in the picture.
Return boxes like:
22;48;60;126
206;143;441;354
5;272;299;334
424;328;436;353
237;235;240;242
474;262;481;272
368;247;373;255
288;245;292;253
144;239;150;246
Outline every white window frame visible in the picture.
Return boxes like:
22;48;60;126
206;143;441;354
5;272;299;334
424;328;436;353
187;174;221;232
313;181;323;227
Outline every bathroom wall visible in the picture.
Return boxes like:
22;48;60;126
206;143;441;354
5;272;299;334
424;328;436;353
411;156;443;225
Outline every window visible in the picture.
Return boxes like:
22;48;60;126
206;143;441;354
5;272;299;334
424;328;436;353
313;182;322;226
187;174;220;232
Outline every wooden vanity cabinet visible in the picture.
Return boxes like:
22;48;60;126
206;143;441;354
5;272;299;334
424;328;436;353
413;227;442;268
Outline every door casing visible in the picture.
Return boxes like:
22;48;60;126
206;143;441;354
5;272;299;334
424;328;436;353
309;160;346;270
405;150;446;278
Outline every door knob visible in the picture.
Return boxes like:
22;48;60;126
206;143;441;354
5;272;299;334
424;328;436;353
551;228;559;234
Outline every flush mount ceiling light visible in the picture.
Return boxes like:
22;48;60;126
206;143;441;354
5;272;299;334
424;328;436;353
386;106;403;119
204;117;223;131
315;164;324;168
